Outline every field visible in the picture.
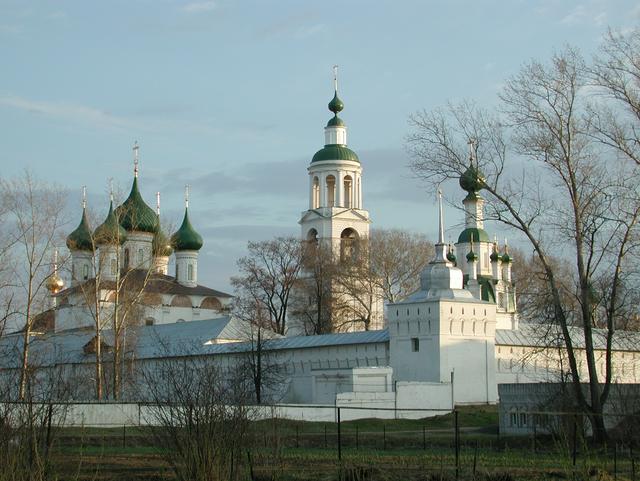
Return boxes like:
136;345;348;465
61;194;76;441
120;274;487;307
28;406;639;480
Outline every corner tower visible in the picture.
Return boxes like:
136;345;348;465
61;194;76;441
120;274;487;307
299;68;370;259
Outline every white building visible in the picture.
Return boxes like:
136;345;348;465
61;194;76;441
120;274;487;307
5;77;639;414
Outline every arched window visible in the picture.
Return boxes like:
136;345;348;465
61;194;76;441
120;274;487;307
110;258;117;275
188;264;194;281
82;264;89;280
340;228;359;262
124;249;130;269
200;297;222;310
171;295;192;307
343;175;353;208
312;177;320;208
326;175;336;208
307;228;318;245
137;248;144;265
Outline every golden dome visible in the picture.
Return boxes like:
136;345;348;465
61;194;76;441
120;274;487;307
46;274;65;294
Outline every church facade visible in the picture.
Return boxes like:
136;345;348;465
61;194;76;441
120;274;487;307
2;77;639;412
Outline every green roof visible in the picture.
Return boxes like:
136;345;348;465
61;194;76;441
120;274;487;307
328;91;344;114
463;275;496;303
66;208;93;252
326;115;345;127
94;201;127;245
460;164;485;193
171;208;203;251
457;227;490;244
115;177;158;234
312;144;360;163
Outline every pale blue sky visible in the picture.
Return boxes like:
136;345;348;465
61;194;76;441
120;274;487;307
1;0;638;292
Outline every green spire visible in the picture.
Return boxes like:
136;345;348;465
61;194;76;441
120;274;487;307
171;208;203;251
94;201;127;245
116;177;159;234
66;207;94;252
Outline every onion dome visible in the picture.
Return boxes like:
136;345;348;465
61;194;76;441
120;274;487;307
312;145;359;163
116;177;159;233
46;273;65;294
171;208;203;251
446;248;456;263
459;164;485;194
66;208;93;252
458;227;490;244
328;91;344;114
490;244;501;263
502;252;512;264
94;201;127;245
153;227;173;257
466;249;478;262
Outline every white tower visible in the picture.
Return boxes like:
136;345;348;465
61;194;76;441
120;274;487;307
299;67;371;260
116;142;158;271
93;191;126;283
66;187;94;286
388;191;498;404
171;186;203;288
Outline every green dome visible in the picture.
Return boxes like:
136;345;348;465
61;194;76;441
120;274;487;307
457;227;490;244
502;252;512;264
460;164;485;193
171;208;203;251
466;250;478;262
312;144;360;163
66;208;93;252
153;227;173;257
446;250;456;263
326;115;345;127
490;250;501;262
116;177;158;234
94;201;127;245
328;91;344;114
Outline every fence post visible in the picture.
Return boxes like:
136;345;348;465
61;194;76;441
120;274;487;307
296;425;299;449
533;421;537;454
356;425;359;450
423;425;426;450
455;409;460;481
383;424;386;450
572;414;578;468
473;440;479;480
122;424;126;448
324;424;327;448
337;407;342;461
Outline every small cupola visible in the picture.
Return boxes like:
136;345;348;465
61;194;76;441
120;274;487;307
171;187;203;252
115;142;159;234
94;200;127;245
66;206;93;252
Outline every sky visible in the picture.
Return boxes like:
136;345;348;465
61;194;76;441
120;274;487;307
1;0;639;293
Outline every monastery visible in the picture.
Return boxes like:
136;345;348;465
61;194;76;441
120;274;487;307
1;78;639;420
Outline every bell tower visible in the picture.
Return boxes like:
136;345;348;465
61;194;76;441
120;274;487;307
299;67;371;259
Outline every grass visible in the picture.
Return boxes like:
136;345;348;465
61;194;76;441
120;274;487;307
39;406;638;480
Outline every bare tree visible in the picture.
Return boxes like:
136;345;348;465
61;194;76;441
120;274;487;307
407;46;640;442
290;242;337;335
368;228;433;304
231;237;304;335
141;357;253;481
1;173;68;400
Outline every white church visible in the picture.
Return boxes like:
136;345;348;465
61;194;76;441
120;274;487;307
2;78;639;416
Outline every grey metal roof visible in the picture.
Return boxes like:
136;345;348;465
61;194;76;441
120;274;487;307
0;319;390;367
496;323;640;352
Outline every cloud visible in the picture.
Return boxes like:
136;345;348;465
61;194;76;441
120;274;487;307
182;1;216;13
560;4;606;26
0;95;133;130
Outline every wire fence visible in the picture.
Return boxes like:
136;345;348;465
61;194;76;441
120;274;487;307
36;402;639;480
